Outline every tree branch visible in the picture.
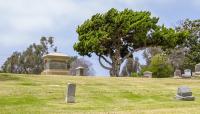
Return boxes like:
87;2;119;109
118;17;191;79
121;47;148;62
98;56;112;70
100;55;112;65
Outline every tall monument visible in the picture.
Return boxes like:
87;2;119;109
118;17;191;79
41;53;70;75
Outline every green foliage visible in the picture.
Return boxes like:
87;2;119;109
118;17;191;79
131;72;140;77
74;8;188;76
75;8;159;56
143;47;162;65
140;66;149;75
146;54;173;78
1;37;57;74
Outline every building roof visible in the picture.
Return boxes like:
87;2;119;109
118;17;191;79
43;52;70;58
76;66;85;69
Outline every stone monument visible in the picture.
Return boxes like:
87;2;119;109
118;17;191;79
174;69;182;77
143;71;152;78
175;86;195;101
65;83;76;103
41;53;70;75
195;63;200;76
182;69;191;78
76;67;85;76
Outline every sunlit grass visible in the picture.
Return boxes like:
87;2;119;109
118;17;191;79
0;73;200;114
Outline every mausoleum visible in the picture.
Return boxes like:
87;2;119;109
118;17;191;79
41;53;70;75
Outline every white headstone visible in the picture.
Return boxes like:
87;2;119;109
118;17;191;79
143;71;152;78
182;69;191;78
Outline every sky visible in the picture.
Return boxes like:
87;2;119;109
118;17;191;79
0;0;200;76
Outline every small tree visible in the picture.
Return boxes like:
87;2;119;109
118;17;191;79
74;8;189;77
146;54;173;78
143;47;162;65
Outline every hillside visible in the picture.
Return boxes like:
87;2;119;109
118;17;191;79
0;73;200;114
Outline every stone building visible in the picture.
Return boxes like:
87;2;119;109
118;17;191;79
41;53;70;75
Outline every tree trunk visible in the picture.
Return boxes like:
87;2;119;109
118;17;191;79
98;54;121;77
111;50;121;77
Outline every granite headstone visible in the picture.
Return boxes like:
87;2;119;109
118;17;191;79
65;83;76;103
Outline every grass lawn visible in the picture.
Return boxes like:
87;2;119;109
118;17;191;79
0;73;200;114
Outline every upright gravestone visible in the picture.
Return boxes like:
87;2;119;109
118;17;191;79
195;63;200;76
175;86;195;101
65;83;76;103
76;67;85;76
174;69;182;77
143;71;152;78
182;69;191;78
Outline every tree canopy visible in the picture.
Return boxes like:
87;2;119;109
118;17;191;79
74;8;189;76
176;19;200;70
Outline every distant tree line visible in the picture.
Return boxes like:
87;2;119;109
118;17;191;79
1;37;57;74
1;37;95;76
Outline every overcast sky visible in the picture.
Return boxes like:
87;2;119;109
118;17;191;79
0;0;200;76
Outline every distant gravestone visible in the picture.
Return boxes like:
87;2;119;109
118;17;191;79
195;63;200;76
76;67;85;76
143;71;152;78
175;86;195;101
65;83;76;103
174;69;181;77
182;69;191;78
192;72;195;77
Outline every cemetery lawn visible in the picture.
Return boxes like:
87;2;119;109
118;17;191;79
1;74;200;114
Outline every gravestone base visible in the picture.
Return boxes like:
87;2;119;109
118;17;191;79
143;71;152;78
195;72;200;77
175;86;195;101
66;96;75;103
182;69;192;78
182;74;192;78
175;95;195;101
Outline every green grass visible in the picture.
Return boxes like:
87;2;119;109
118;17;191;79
0;73;200;114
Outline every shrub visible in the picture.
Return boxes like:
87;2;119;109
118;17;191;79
144;54;173;78
131;72;140;77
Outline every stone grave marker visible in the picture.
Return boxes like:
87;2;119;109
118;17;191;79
65;83;76;103
143;71;152;78
76;67;85;76
175;86;195;101
182;69;191;78
195;63;200;76
174;69;181;77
